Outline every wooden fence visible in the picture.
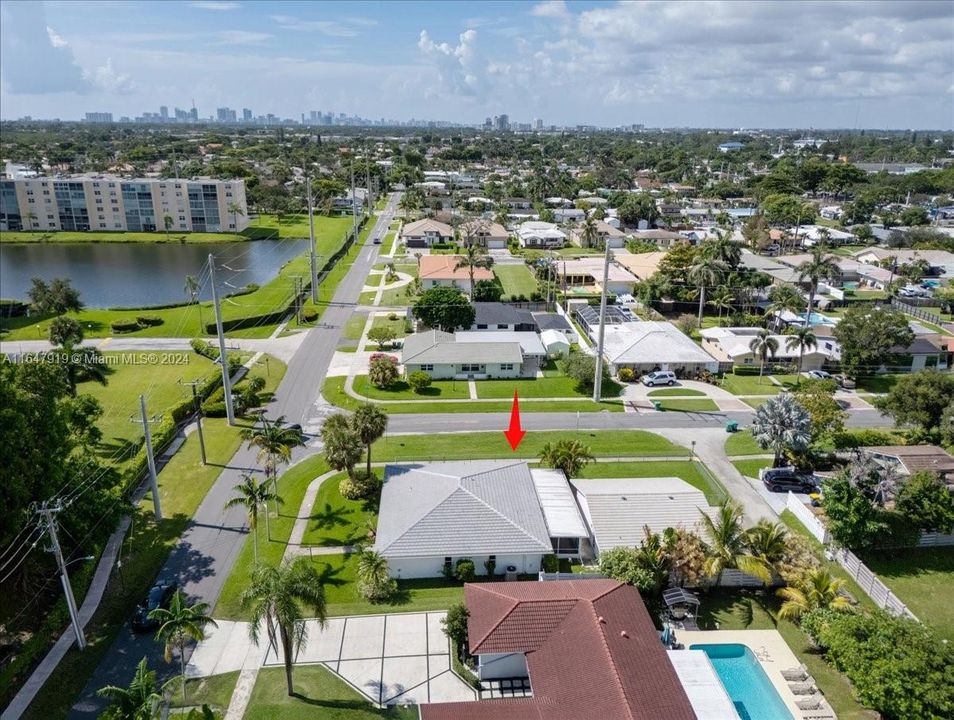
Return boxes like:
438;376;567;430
829;547;918;620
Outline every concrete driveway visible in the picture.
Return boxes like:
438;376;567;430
188;612;476;707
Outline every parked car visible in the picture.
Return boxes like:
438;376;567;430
761;466;816;493
373;236;382;244
806;370;831;380
835;374;856;389
641;370;677;387
132;581;177;632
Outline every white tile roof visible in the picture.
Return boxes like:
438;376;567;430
455;331;546;356
530;469;589;539
601;321;718;366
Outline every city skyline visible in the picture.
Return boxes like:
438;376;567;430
1;1;953;130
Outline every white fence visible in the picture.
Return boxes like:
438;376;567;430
786;492;830;543
829;548;919;621
918;531;954;547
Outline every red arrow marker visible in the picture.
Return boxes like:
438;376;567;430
504;390;526;451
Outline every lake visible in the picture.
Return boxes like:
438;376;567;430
0;239;310;308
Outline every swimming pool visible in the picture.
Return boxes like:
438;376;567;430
797;311;837;326
690;644;794;720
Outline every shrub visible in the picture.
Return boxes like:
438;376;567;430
110;319;141;333
675;313;699;335
338;470;382;501
598;547;658;592
455;558;476;583
407;371;433;393
135;315;163;327
484;558;496;578
618;367;635;382
301;307;318;322
368;353;399;389
541;554;559;573
441;603;470;658
368;326;397;349
388;312;398;321
830;428;905;449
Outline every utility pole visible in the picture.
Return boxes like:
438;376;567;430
366;160;373;212
307;176;318;303
351;162;358;241
179;380;207;465
208;254;235;425
131;395;163;520
592;239;612;402
37;503;86;650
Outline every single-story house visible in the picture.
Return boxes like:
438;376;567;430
612;250;668;281
700;327;840;371
540;329;571;357
456;331;547;364
569;220;626;249
862;445;954;484
852;247;954;279
629;228;685;248
571;477;718;558
420;579;698;720
401;218;454;248
517;221;566;249
503;197;533;210
418;254;494;295
330;188;368;211
471;302;536;332
460;219;509;249
401;330;526;379
374;461;568;579
556;257;637;296
553;207;586;223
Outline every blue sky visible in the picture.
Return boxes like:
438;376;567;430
2;1;952;128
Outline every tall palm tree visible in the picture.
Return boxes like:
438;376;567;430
351;404;388;477
698;501;771;585
149;591;217;703
796;246;840;326
688;256;728;325
703;233;741;269
96;656;161;720
709;288;735;321
786;327;818;379
163;214;174;241
539;439;594;478
321;413;363;480
579;209;600;249
765;284;804;330
224;473;283;559
184;274;204;332
751;394;812;467
454;243;494;297
242;415;304;484
241;558;328;696
748;328;779;384
777;568;851;621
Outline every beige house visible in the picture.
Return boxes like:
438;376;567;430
569;220;626;249
460;219;509;249
418;254;494;294
699;327;840;371
400;218;454;248
612;251;667;281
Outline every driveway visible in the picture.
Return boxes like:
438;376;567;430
188;612;476;707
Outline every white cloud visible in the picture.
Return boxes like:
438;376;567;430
84;58;135;94
215;30;272;45
271;15;361;37
46;26;68;48
530;1;570;20
417;29;485;98
190;1;239;10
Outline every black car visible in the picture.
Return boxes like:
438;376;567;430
761;467;816;493
132;581;177;632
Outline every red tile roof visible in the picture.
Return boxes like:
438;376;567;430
421;580;696;720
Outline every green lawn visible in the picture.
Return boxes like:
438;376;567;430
719;372;799;396
244;665;416;720
364;273;385;288
351;375;472;400
81;351;216;461
379;284;414;307
323;376;625;413
732;458;771;478
343;313;369;341
576;460;727;505
853;374;903;394
698;589;878;720
476;375;622;399
168;670;240;712
493;264;538;298
370;314;408;338
300;472;376;547
861;547;954;643
647;388;706;397
724;430;764;456
655;398;719;412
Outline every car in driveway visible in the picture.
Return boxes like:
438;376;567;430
806;370;832;381
835;374;856;389
641;370;677;387
760;466;816;493
132;581;177;632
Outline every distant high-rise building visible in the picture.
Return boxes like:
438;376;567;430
534;118;543;130
189;106;198;122
242;108;252;121
494;114;509;131
484;117;492;129
84;112;113;123
216;107;236;122
159;105;168;119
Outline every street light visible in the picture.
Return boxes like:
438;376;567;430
690;440;697;462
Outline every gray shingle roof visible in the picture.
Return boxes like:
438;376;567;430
401;330;524;365
374;461;552;558
473;302;535;327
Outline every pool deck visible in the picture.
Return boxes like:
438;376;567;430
678;629;816;719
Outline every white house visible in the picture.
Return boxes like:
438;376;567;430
401;330;526;379
516;221;566;249
540;329;571;357
699;327;841;371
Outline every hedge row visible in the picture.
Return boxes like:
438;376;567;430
110;315;165;333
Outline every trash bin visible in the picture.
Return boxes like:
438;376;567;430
726;420;739;433
652;400;663;411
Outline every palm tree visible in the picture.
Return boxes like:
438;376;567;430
786;327;818;379
227;201;245;231
356;549;393;602
454;243;494;297
579;209;600;249
149;591;217;703
709;288;735;321
796;246;840;326
688;256;728;325
243;415;304;484
703;233;741;269
350;404;388;478
777;569;852;621
751;394;812;467
51;345;108;396
748;328;779;384
96;656;161;720
745;520;788;580
539;439;594;478
24;210;37;231
241;558;328;696
163;214;173;241
184;274;204;333
699;501;772;585
321;413;364;480
224;473;283;559
765;284;804;330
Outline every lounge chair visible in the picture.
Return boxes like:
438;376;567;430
796;697;822;711
781;664;810;681
801;707;836;720
788;681;818;695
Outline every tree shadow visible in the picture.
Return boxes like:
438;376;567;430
309;502;355;531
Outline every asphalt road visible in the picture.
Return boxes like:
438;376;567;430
69;196;395;718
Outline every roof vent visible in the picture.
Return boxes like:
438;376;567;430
620;630;629;638
598;616;606;624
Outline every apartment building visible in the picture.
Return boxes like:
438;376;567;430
0;176;249;233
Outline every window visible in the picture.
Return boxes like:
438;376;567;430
476;324;487;329
497;324;508;329
926;355;939;368
461;363;482;373
420;364;434;372
500;363;514;371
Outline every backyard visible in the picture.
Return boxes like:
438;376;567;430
493;264;538;298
